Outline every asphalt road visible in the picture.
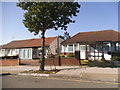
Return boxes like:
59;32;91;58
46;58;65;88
2;75;119;88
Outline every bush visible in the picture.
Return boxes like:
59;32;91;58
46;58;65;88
84;60;89;63
87;60;117;67
67;53;75;57
112;51;120;57
111;57;120;61
81;60;89;65
39;58;42;63
48;54;55;59
60;54;65;57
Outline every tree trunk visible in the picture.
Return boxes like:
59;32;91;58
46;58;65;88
40;31;45;71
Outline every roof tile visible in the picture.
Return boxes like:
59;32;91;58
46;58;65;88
2;37;57;49
61;30;120;45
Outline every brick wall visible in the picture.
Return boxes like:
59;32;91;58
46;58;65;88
45;57;80;66
0;59;19;66
61;57;80;66
20;59;39;66
20;57;80;66
45;57;59;66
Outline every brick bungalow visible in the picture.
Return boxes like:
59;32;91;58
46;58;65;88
61;30;120;60
0;36;64;60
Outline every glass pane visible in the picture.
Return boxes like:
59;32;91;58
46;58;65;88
68;45;73;52
80;45;85;51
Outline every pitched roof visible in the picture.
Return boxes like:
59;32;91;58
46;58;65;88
61;30;120;45
2;37;57;49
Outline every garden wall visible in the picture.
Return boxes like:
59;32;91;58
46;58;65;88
20;57;80;66
20;59;39;66
0;59;20;66
61;57;80;66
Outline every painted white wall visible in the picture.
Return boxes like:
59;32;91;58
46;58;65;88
50;37;64;55
104;54;111;60
61;45;64;53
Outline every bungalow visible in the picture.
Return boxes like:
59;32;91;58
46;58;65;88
61;30;120;60
0;36;64;59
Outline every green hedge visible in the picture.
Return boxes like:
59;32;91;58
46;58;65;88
111;57;120;61
67;53;75;57
87;60;117;67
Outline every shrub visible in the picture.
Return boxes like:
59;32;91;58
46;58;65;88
39;58;42;63
112;51;120;57
111;57;120;61
67;53;75;57
48;54;55;59
60;54;65;57
87;60;117;67
83;60;89;63
81;60;89;65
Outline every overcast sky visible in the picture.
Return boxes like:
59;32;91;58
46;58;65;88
1;2;118;45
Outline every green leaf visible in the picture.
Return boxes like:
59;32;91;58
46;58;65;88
17;2;80;35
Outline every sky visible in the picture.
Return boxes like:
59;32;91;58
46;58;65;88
1;2;118;45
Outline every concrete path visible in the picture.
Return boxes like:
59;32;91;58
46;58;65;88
55;67;119;82
1;65;118;73
1;65;119;83
1;66;80;74
56;67;118;75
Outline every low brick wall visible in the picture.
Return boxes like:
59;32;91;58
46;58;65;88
45;57;80;66
20;59;40;66
45;57;59;66
20;57;80;66
61;57;80;66
0;59;20;66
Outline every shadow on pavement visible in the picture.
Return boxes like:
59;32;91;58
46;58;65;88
0;73;11;76
58;67;87;71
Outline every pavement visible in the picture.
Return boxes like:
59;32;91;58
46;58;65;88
0;65;119;83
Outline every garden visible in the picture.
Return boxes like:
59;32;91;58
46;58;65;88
80;56;120;68
60;53;120;67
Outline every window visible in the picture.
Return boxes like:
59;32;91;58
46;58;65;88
104;45;109;51
68;45;73;52
33;48;37;55
96;45;102;51
23;50;25;58
28;50;29;59
117;43;120;51
16;49;19;54
7;49;10;54
9;49;12;55
80;45;86;51
2;49;4;52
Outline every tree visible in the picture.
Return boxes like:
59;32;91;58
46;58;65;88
17;2;80;70
64;31;70;40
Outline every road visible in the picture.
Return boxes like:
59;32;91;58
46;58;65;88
2;75;119;88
